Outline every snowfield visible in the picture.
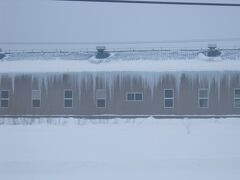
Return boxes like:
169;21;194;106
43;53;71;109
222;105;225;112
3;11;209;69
0;117;240;180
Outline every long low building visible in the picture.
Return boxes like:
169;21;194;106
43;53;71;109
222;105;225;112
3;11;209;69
0;49;240;117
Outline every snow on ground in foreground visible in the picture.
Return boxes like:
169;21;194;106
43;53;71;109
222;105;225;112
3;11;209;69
0;117;240;180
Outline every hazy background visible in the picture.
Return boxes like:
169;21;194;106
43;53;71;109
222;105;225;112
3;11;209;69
1;0;240;50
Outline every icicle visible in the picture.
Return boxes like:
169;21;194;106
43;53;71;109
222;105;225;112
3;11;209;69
217;76;221;102
208;76;211;90
10;74;15;93
92;73;96;103
108;72;112;101
150;73;154;98
130;73;133;91
119;72;123;90
228;73;231;95
36;74;42;90
150;72;158;101
175;72;182;100
77;73;82;104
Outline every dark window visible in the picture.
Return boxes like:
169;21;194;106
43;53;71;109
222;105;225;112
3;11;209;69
97;99;106;108
127;92;143;101
135;93;143;101
127;93;135;101
32;99;40;108
96;89;106;108
0;100;8;108
235;89;240;98
0;90;9;108
165;99;173;108
199;89;208;108
1;91;9;98
164;89;174;108
235;99;240;108
32;90;41;108
64;90;72;98
199;99;208;108
64;90;73;108
199;89;208;98
64;99;73;108
234;89;240;107
165;89;173;98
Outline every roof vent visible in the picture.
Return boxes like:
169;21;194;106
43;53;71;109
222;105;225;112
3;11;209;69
207;44;221;57
96;46;110;59
208;44;217;49
0;48;5;60
96;46;106;52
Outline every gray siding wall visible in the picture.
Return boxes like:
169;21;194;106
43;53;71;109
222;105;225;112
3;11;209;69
0;72;240;116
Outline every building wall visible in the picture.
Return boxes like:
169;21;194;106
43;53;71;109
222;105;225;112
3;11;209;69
0;72;240;116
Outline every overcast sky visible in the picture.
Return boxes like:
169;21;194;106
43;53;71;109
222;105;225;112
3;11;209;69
1;0;240;50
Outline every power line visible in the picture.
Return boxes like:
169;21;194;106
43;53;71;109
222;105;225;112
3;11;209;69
56;0;240;7
1;38;240;45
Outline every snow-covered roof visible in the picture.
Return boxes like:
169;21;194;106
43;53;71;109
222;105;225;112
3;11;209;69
1;59;240;73
1;50;240;73
3;49;240;61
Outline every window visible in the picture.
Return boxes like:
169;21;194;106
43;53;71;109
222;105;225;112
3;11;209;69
97;99;106;108
64;90;73;108
32;90;41;108
199;89;209;108
234;89;240;108
0;90;9;108
126;92;143;101
135;93;143;101
164;89;174;108
96;89;106;108
127;93;135;101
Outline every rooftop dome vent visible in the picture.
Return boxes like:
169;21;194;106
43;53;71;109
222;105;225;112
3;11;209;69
0;48;5;60
208;44;217;49
96;46;110;59
206;44;221;57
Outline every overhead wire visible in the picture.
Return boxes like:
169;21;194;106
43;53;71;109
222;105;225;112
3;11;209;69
57;0;240;7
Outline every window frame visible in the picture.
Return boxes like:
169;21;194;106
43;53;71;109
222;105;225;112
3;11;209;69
96;89;106;108
96;98;106;108
164;89;174;108
64;89;73;108
234;88;240;108
135;92;144;101
126;92;144;102
127;93;135;101
0;90;9;108
198;88;209;108
32;90;41;108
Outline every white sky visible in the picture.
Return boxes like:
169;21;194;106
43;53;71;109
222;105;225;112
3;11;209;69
0;0;240;50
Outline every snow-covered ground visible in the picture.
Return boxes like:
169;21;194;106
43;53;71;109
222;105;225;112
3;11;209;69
0;117;240;180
